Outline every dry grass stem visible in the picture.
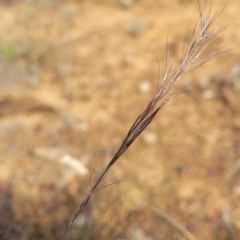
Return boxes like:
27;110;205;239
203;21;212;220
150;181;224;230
69;0;227;227
131;194;198;240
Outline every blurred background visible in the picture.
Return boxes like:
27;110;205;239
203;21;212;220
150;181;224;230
0;0;240;239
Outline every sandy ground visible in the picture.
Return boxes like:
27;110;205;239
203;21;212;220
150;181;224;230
0;0;240;239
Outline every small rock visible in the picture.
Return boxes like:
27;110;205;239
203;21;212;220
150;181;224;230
142;131;157;144
120;0;134;7
35;147;88;176
62;7;74;20
129;22;143;37
59;154;88;176
230;64;240;77
78;120;89;132
139;81;151;94
34;147;66;161
182;81;193;93
233;77;240;91
202;89;214;99
233;186;240;195
64;114;78;127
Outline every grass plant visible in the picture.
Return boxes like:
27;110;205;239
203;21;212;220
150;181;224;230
70;0;228;229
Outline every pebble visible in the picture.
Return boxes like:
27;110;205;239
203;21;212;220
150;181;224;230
230;64;240;77
142;131;158;144
233;77;240;91
233;186;240;195
78;120;89;132
129;22;143;37
139;81;151;94
182;81;193;93
202;89;214;99
120;0;134;7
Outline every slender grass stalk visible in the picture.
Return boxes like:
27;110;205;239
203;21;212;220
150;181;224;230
69;0;227;227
